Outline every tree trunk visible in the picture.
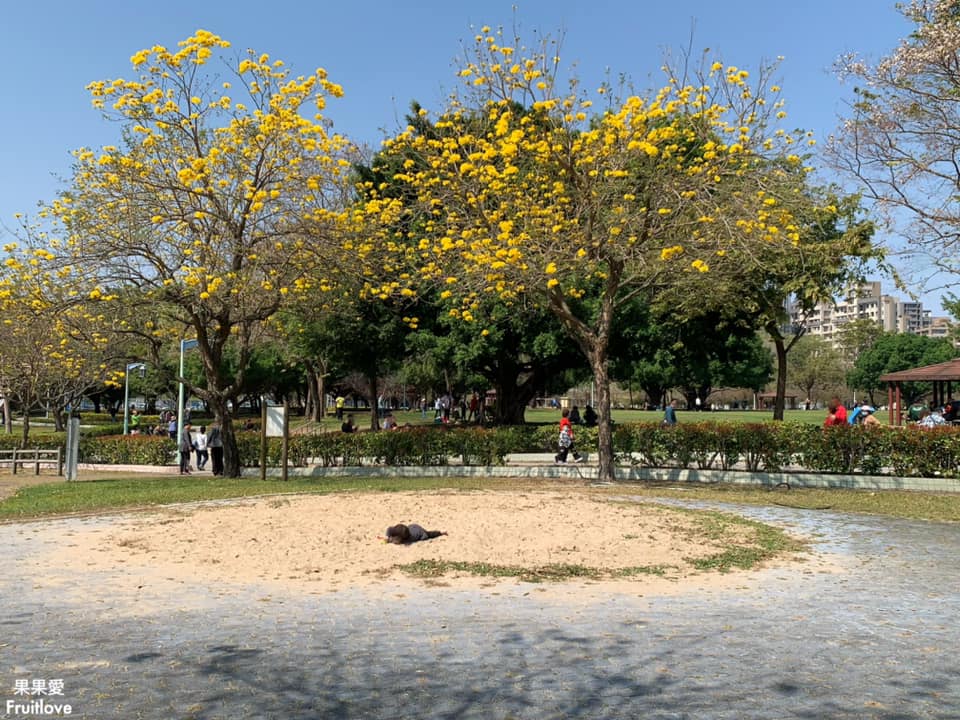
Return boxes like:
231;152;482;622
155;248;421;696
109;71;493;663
304;371;317;420
20;410;30;448
494;386;529;425
490;361;542;425
772;336;788;421
765;321;803;422
209;398;241;478
590;352;615;482
316;369;326;420
641;384;667;410
545;267;619;481
367;373;380;431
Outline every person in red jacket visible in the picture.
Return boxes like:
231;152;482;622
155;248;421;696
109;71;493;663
556;408;584;463
831;397;848;424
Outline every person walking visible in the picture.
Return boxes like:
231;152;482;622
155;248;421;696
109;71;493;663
129;407;141;434
194;425;209;471
555;408;584;464
178;422;194;475
207;421;224;476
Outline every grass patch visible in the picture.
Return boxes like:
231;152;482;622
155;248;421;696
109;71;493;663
685;514;804;572
644;504;805;573
397;559;678;583
612;564;675;577
397;559;598;583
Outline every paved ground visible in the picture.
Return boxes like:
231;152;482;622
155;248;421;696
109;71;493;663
1;494;958;719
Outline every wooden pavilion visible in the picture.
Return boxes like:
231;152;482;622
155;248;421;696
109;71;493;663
879;358;960;425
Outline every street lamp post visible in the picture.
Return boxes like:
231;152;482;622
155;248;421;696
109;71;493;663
123;362;146;434
177;339;199;443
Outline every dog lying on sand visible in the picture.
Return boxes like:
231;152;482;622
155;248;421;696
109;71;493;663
385;524;447;544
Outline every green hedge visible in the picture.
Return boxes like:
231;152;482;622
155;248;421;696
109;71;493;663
616;422;960;478
235;426;516;468
23;421;960;478
79;434;176;465
0;435;65;451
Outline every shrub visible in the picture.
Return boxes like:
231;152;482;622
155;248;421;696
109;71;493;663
79;434;175;465
48;418;960;479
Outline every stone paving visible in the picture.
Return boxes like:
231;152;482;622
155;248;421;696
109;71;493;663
1;496;958;719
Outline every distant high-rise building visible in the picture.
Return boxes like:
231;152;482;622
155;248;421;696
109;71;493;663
788;281;955;346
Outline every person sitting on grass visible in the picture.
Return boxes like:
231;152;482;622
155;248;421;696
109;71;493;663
385;524;447;544
860;406;881;427
341;413;356;433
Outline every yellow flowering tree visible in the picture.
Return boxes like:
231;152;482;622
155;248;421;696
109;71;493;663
0;242;121;443
369;28;814;479
45;31;352;475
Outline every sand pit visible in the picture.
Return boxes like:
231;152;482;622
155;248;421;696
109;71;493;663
63;489;810;598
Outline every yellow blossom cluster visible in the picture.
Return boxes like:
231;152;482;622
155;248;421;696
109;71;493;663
0;240;119;409
51;31;356;325
366;26;807;310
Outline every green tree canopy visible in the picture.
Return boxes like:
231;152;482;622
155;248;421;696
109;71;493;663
848;332;959;404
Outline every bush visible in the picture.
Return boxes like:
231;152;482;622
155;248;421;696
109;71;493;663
236;426;516;468
0;434;64;451
51;419;960;479
79;434;175;465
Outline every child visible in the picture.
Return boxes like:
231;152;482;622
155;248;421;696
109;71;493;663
555;408;584;463
385;524;447;544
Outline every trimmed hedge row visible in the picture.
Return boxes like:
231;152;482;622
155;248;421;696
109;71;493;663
78;434;177;466
14;421;960;478
615;422;960;477
240;422;960;477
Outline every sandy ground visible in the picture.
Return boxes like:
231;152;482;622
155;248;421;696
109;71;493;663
59;489;816;598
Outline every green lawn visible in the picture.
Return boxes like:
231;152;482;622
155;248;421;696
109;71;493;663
2;474;956;522
15;406;842;439
298;406;840;432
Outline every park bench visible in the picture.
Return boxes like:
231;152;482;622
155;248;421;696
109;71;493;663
0;448;63;475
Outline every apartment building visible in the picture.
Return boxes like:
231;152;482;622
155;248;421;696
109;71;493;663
789;281;955;345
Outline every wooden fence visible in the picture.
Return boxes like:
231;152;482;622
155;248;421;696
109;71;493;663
0;448;63;475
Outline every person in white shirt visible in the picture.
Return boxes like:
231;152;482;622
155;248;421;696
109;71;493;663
194;425;209;471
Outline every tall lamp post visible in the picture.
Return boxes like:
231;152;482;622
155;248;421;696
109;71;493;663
177;339;199;443
122;362;146;434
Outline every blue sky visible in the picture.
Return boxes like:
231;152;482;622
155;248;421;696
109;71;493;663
2;1;941;309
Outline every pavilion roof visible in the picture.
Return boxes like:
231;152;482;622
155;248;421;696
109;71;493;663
879;358;960;383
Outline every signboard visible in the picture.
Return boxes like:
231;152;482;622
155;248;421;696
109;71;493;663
265;405;286;437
